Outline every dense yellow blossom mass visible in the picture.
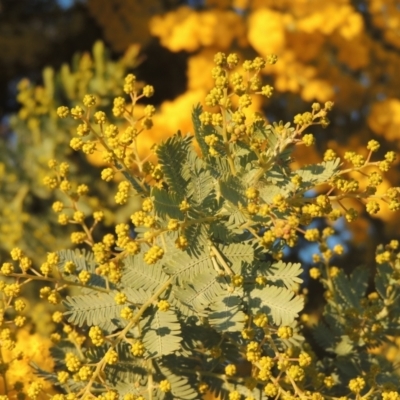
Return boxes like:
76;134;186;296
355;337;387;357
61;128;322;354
0;328;55;397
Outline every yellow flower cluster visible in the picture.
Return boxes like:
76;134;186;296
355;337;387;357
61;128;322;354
143;245;164;265
175;235;188;249
253;313;268;328
157;300;170;312
120;306;134;320
277;326;293;339
114;292;127;305
348;376;365;393
150;7;245;52
131;340;145;357
246;341;261;362
258;356;274;382
104;349;118;365
65;352;81;373
39;286;61;305
78;365;93;381
287;364;305;382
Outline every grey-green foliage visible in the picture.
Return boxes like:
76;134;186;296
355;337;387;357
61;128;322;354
141;309;182;358
44;105;400;398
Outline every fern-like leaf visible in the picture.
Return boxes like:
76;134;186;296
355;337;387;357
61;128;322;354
375;262;392;299
183;222;208;258
219;176;246;207
312;321;337;352
350;266;369;299
63;292;124;331
159;366;199;399
208;294;246;333
249;286;304;326
192;104;211;157
332;270;362;310
296;158;341;189
164;250;214;284
265;260;303;289
119;165;149;196
217;242;254;264
57;248;107;290
141;309;182;358
152;186;185;219
186;167;216;210
122;255;170;292
156;132;192;195
174;272;227;313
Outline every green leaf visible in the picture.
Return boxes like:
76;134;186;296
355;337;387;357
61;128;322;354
217;242;254;264
174;272;226;313
375;263;392;299
296;158;341;189
350;266;369;299
141;309;182;358
122;255;170;292
265;260;303;289
217;202;247;235
57;248;108;290
123;287;149;304
258;181;291;204
152;186;185;219
156;132;192;195
185;164;216;211
164;250;214;284
63;292;124;331
332;270;363;310
183;222;209;258
312;322;337;352
219;176;246;207
192;104;210;157
208;294;246;333
209;221;235;243
334;335;354;356
209;156;231;180
159;366;199;399
249;286;304;326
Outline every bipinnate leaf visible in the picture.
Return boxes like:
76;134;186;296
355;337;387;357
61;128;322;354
182;149;217;210
63;292;124;331
217;242;254;264
249;286;304;326
156;132;192;195
350;266;369;299
57;248;96;272
219;175;246;206
192;104;211;157
174;271;226;313
152;186;185;219
332;269;363;310
375;262;392;299
334;335;354;356
122;255;170;292
163;250;214;283
141;309;182;358
312;321;337;352
208;294;246;333
159;366;198;399
208;156;231;179
265;260;303;289
120;166;149;196
183;222;209;258
58;248;108;290
296;158;341;189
